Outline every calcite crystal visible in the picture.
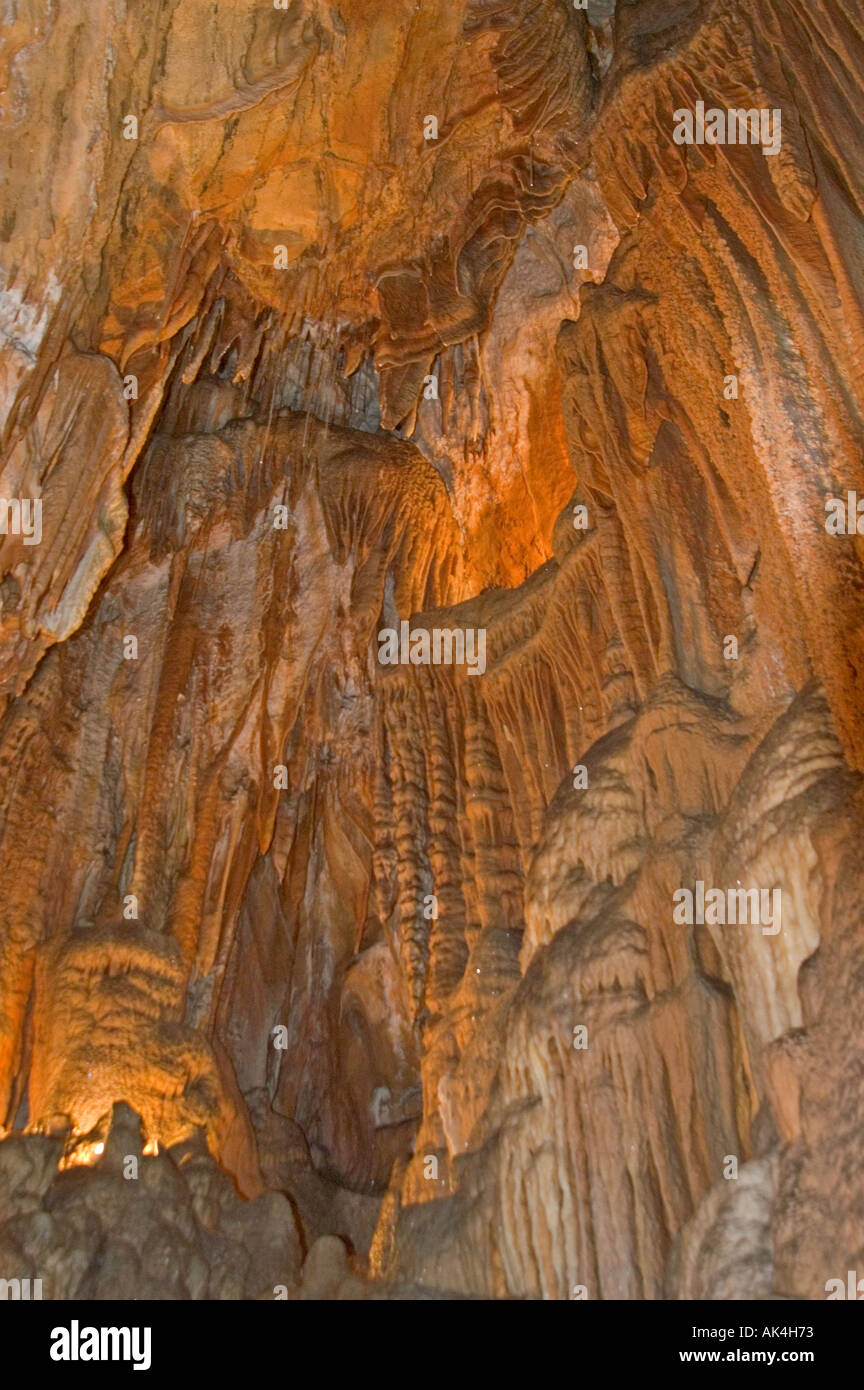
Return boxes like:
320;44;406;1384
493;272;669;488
1;0;864;1302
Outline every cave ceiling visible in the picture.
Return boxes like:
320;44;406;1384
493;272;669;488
0;0;864;1315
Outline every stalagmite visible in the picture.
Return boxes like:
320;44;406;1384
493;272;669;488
1;0;864;1319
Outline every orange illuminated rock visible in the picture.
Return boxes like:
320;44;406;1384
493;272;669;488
1;0;864;1304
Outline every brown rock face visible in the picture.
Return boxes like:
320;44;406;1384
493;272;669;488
1;0;864;1302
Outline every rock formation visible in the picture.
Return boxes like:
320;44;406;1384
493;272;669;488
1;0;864;1300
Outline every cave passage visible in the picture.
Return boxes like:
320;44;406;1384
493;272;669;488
0;0;864;1312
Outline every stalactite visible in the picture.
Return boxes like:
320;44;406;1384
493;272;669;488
2;0;864;1309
